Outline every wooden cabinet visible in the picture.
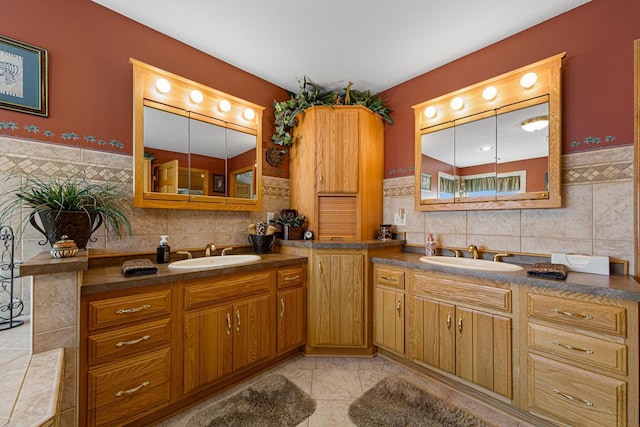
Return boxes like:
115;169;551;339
277;266;305;353
412;272;513;399
290;105;384;240
374;266;405;355
182;272;274;394
524;287;639;426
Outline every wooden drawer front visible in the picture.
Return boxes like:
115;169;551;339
528;323;627;374
375;267;405;290
528;354;626;427
184;270;272;310
528;293;626;337
277;266;304;289
414;274;511;312
88;318;171;366
88;348;170;426
88;289;171;331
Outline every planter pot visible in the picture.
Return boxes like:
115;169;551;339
248;234;276;254
283;225;304;240
29;210;103;249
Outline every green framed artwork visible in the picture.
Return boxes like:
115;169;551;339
0;35;48;116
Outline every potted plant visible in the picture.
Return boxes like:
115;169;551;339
277;212;307;240
0;174;132;249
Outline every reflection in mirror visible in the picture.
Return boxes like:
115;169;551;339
421;125;454;201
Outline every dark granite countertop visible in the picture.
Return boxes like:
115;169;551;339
371;252;640;301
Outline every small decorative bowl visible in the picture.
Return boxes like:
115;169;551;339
50;235;79;258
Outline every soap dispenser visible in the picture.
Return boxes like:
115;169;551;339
425;234;437;256
157;235;170;263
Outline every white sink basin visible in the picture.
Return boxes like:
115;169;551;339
168;255;261;270
419;256;523;272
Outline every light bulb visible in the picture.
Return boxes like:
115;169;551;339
190;90;204;104
155;78;171;94
450;97;464;110
243;108;255;120
520;116;549;132
424;106;437;118
219;99;231;112
520;72;538;89
482;86;497;100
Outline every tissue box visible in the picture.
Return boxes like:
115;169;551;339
550;253;609;276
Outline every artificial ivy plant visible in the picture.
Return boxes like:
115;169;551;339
271;77;394;150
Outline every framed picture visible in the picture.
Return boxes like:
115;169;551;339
212;174;225;193
420;173;432;191
0;36;48;116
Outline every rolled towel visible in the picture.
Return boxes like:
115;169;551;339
248;224;257;235
527;263;568;280
122;259;159;277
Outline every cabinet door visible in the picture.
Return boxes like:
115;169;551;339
310;253;364;346
183;304;233;394
277;287;305;353
315;108;359;193
414;297;454;373
233;294;273;371
374;287;404;354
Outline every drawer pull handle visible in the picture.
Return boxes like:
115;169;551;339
115;381;150;397
552;308;593;320
280;299;285;318
381;276;398;282
116;304;151;315
116;335;151;347
318;261;324;275
552;340;593;354
319;173;324;189
552;388;594;406
226;312;231;335
396;300;402;316
446;314;452;332
457;317;463;334
284;275;300;281
236;310;241;332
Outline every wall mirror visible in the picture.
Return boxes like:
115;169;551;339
131;59;263;211
413;53;564;211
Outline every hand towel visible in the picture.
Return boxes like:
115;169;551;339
527;262;568;280
122;259;159;277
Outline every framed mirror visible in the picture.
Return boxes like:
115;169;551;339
413;53;564;211
131;59;263;211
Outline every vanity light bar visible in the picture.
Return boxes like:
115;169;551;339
219;99;232;112
155;78;171;94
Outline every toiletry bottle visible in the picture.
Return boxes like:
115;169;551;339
157;235;170;263
426;234;436;256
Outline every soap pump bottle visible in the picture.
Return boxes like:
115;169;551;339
425;234;437;256
157;235;170;263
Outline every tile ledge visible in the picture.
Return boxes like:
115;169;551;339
6;348;64;427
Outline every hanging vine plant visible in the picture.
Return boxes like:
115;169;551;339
267;78;393;166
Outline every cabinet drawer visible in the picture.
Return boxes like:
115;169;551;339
88;289;171;331
528;293;626;337
88;348;170;426
414;274;511;312
528;354;626;427
88;318;171;366
184;270;272;310
375;267;405;290
277;266;304;289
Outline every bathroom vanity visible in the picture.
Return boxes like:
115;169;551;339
371;252;640;427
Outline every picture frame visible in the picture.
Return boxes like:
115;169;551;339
0;36;48;116
420;173;432;191
212;174;225;193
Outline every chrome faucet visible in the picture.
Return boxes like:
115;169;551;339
467;244;479;259
221;247;234;256
204;243;217;257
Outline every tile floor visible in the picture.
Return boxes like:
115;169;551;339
0;315;31;426
160;354;540;427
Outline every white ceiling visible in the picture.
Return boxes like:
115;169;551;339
93;0;590;93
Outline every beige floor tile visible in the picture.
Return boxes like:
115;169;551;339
295;356;317;370
356;355;385;370
446;390;520;427
358;369;392;392
314;357;361;370
311;369;362;400
307;400;355;427
280;367;313;395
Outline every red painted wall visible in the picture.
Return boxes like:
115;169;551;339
382;0;640;178
0;0;288;176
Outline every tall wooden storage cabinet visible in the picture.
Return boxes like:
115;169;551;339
290;105;384;240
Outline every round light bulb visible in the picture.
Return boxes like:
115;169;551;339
482;86;497;100
450;97;464;110
243;108;255;120
424;106;437;118
520;72;538;89
219;99;231;112
155;78;171;94
190;89;204;104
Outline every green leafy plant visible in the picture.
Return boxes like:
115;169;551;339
271;77;393;149
277;212;307;228
0;174;133;238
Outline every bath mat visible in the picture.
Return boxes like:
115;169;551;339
186;374;315;427
349;376;490;427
